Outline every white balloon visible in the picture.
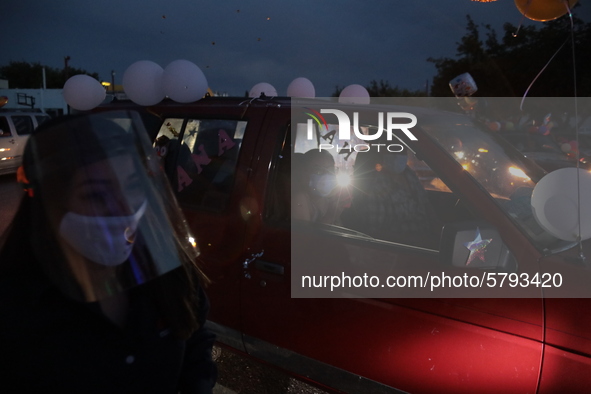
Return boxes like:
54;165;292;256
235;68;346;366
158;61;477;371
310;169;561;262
62;75;106;111
163;60;208;103
122;60;164;106
249;82;277;98
338;84;370;104
287;77;315;98
531;167;591;241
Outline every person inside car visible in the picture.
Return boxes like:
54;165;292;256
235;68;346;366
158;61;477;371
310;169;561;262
342;147;438;246
0;112;217;393
292;149;350;225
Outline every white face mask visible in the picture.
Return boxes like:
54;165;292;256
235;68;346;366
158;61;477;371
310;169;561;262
59;201;147;266
309;173;337;197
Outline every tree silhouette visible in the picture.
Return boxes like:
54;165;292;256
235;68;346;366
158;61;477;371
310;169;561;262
428;13;591;97
332;80;426;97
0;61;100;89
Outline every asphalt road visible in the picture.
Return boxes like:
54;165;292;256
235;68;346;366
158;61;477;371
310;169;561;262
212;345;329;394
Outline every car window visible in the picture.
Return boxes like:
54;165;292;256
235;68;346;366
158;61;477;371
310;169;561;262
154;118;184;175
0;117;11;137
420;113;572;252
11;116;34;136
278;121;478;250
155;117;246;212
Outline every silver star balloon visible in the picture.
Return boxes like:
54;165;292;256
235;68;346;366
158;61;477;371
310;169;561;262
464;228;493;266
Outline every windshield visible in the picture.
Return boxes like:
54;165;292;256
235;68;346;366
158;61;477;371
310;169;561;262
420;111;576;253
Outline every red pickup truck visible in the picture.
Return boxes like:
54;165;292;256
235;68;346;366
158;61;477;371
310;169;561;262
97;96;591;393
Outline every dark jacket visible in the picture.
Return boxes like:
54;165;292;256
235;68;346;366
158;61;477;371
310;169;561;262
0;252;217;393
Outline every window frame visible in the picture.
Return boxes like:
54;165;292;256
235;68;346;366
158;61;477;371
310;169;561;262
155;116;247;213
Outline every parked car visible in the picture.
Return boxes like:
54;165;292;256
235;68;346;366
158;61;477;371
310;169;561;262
96;97;591;393
0;110;50;175
498;131;589;172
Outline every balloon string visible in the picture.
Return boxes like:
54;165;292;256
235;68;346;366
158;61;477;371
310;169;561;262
512;4;529;36
563;1;585;260
519;36;569;112
513;0;532;37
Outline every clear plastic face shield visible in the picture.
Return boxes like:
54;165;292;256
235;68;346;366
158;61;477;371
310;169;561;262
23;111;198;302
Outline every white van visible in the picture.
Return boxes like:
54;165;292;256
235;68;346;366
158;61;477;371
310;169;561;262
0;111;50;175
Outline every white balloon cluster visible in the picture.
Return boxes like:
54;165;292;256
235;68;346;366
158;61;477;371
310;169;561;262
62;75;106;111
123;59;208;105
250;79;315;99
62;59;209;110
249;78;369;103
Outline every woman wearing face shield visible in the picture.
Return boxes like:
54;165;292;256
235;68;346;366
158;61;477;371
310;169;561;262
0;112;217;393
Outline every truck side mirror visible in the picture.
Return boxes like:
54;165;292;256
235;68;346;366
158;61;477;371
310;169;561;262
440;221;517;272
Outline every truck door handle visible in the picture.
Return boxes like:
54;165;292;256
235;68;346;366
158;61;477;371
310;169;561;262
255;260;285;275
